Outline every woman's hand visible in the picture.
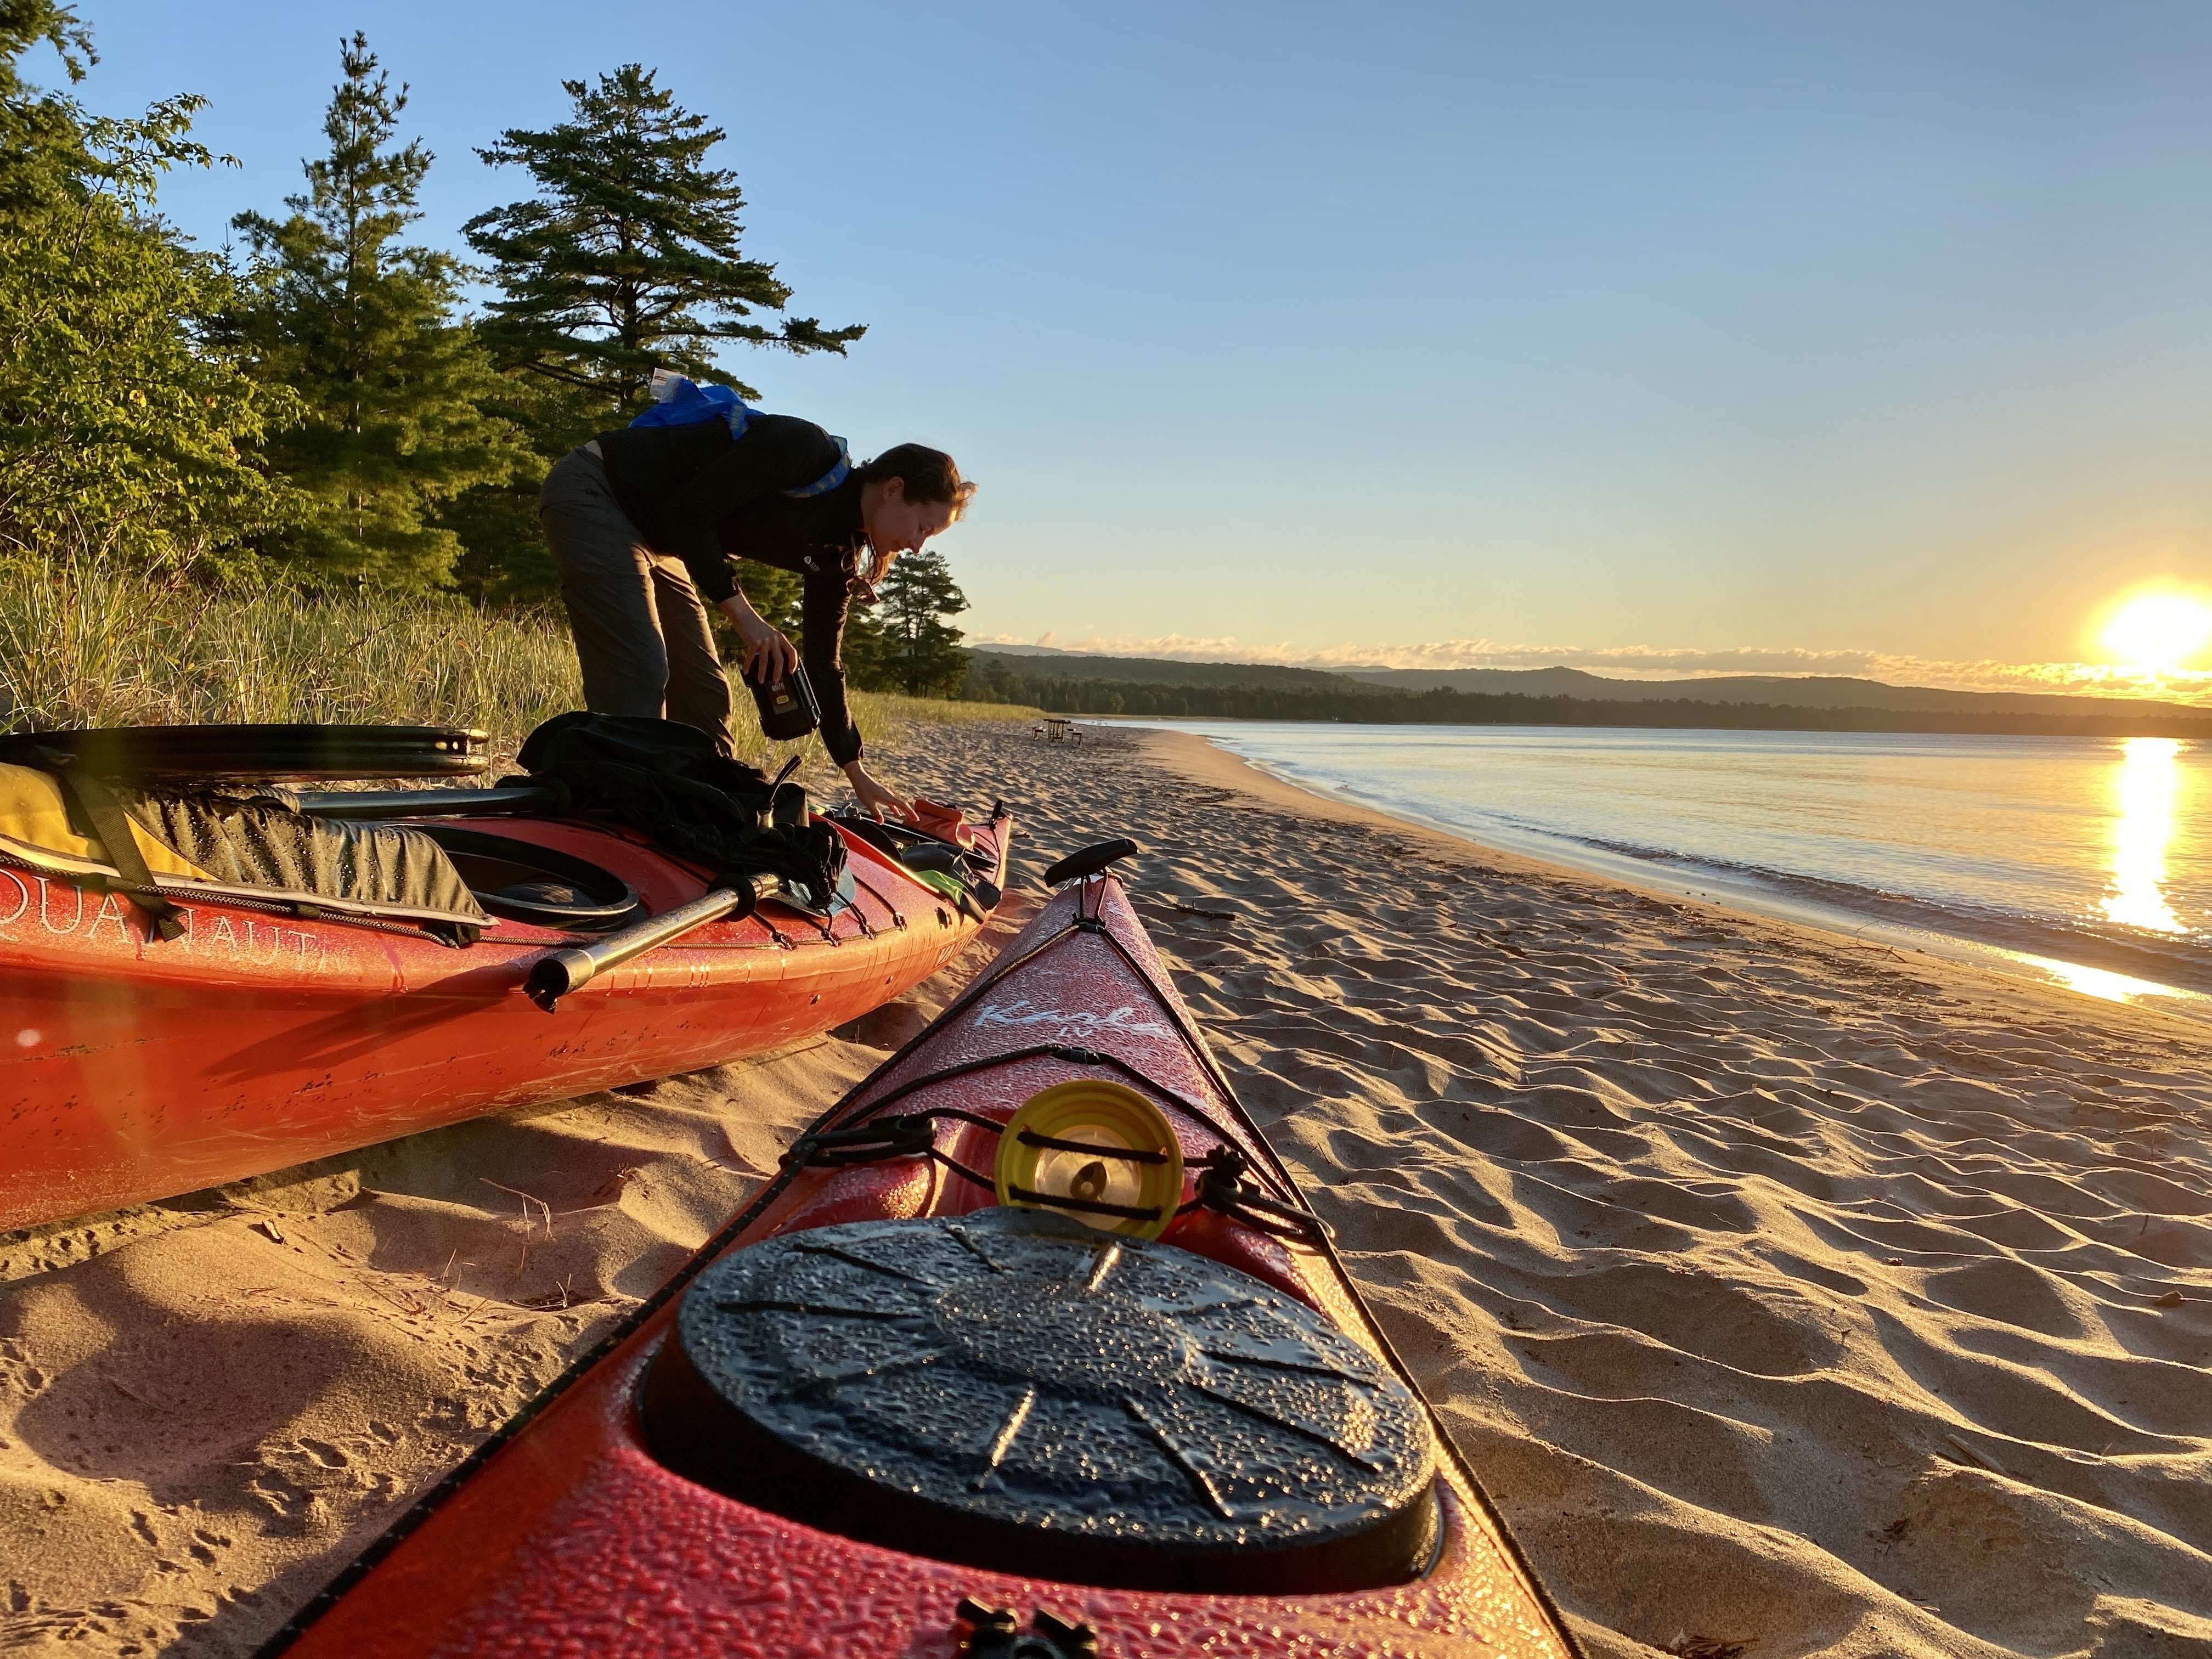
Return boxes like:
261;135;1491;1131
843;760;912;822
716;595;799;685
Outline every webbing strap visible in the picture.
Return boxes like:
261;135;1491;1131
57;769;185;941
1005;1183;1163;1223
1014;1127;1170;1165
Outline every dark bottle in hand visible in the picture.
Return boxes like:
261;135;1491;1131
751;665;822;742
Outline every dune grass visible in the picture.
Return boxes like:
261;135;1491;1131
0;555;1036;771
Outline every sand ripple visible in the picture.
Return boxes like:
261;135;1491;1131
1108;727;2212;1659
1;722;2205;1658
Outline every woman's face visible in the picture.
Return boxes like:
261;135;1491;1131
860;478;959;573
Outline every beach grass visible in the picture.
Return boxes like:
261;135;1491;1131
0;555;1036;769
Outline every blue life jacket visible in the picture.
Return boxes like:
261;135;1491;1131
629;375;851;499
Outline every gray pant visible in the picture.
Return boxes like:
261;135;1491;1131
539;447;736;757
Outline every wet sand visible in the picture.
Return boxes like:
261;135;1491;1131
2;720;2208;1657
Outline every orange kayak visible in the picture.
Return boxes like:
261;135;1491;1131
1;772;1013;1232
261;845;1578;1659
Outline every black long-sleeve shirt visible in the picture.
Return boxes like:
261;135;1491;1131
594;414;868;765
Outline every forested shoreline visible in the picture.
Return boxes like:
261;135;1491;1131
0;4;977;725
957;659;2212;739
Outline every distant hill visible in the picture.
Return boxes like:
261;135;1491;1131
1334;665;2212;720
967;649;2209;721
957;650;2212;738
966;648;1375;692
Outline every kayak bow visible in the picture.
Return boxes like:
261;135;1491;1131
263;849;1579;1659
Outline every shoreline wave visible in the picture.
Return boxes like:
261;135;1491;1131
1498;814;2212;995
1154;724;2212;1013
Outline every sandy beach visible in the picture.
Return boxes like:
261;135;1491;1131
2;719;2208;1658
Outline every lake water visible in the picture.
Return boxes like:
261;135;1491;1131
1147;722;2212;1010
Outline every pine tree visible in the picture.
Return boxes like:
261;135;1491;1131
0;0;84;217
464;65;863;410
436;370;576;601
958;652;1024;706
0;0;296;572
737;561;803;636
230;33;527;588
851;549;970;698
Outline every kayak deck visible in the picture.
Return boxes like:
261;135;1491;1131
263;870;1576;1659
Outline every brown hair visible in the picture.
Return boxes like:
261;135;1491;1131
857;444;977;516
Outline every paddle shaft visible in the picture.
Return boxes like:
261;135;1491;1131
295;785;565;820
526;876;773;1012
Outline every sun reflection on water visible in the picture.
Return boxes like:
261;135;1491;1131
2022;953;2180;1005
2101;737;2184;934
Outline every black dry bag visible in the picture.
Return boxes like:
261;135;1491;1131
751;665;822;742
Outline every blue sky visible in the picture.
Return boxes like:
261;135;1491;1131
52;2;2212;687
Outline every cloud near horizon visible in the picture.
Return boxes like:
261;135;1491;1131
974;633;2212;704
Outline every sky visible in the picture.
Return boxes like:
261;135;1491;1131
48;1;2212;695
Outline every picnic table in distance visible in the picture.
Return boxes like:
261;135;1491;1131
1032;717;1084;742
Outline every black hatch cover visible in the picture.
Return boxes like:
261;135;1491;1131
639;1207;1440;1593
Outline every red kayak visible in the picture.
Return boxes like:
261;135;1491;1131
262;842;1579;1659
0;723;1012;1233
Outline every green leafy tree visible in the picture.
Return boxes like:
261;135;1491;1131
229;34;527;588
463;64;863;411
0;0;296;573
850;549;969;698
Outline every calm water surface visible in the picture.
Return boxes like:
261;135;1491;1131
1149;723;2212;1003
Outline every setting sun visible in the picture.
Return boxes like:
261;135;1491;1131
2098;590;2212;674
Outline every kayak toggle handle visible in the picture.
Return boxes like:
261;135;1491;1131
956;1598;1098;1659
1177;1145;1333;1244
525;874;775;1012
1041;838;1139;887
